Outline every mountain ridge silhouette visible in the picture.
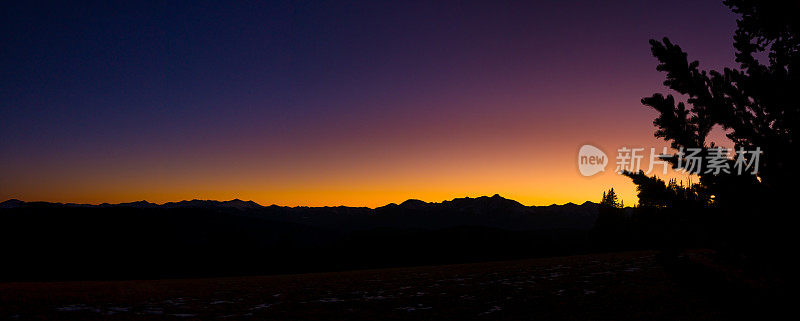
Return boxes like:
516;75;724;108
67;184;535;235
0;194;596;210
1;194;601;280
1;194;599;232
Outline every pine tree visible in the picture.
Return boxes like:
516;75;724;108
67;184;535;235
600;188;621;208
639;0;797;206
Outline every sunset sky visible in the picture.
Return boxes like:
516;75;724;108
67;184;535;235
1;0;738;207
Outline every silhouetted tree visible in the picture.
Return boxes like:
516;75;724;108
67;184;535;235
637;0;798;273
600;188;622;208
621;170;710;209
594;188;630;249
640;0;798;207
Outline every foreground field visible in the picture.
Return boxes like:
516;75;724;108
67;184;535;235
1;251;732;320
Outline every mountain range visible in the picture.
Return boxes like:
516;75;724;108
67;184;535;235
0;194;600;280
1;194;598;230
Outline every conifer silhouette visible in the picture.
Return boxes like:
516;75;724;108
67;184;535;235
639;0;798;206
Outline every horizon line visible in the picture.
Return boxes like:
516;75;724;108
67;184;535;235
0;194;600;210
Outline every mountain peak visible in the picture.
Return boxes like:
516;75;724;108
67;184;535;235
398;199;429;209
0;199;24;209
160;199;262;209
223;199;262;209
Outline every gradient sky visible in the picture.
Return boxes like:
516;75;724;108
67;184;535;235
1;0;739;207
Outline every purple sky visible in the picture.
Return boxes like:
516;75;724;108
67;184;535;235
0;0;740;206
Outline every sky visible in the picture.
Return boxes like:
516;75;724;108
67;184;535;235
1;0;739;207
